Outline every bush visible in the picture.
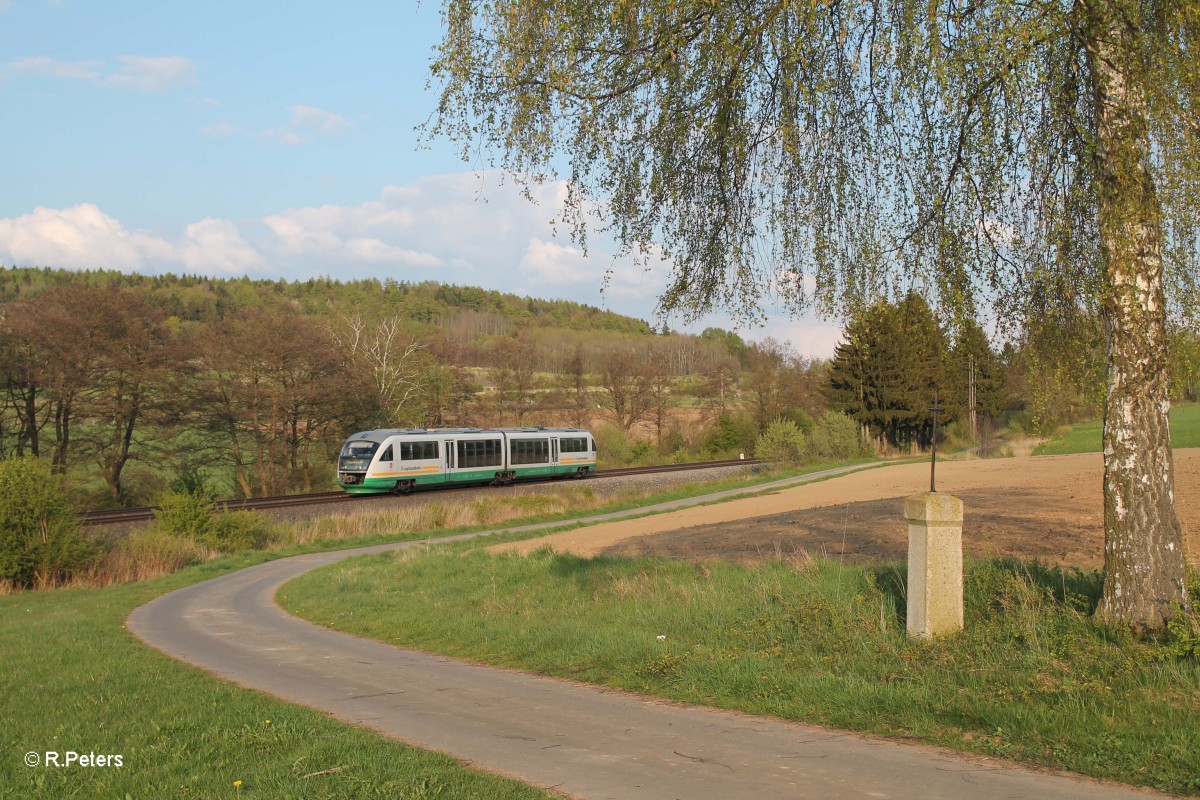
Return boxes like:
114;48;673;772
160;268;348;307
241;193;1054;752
628;439;656;464
753;419;807;465
206;510;273;552
152;488;214;539
0;456;97;587
706;412;758;457
152;489;272;552
781;407;814;434
808;411;862;461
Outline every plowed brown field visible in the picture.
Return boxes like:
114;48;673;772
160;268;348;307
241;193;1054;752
494;451;1200;569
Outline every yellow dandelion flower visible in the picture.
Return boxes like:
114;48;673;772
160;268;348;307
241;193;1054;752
233;779;242;787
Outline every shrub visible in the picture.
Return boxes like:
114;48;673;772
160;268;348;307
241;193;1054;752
781;407;814;434
0;456;97;587
754;419;807;465
808;411;862;461
206;510;273;552
629;439;656;464
706;412;758;457
152;489;272;553
593;424;631;467
152;488;214;539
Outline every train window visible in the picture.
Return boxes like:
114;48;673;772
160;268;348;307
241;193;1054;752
341;440;379;458
380;445;394;462
458;440;473;468
401;441;438;461
511;438;549;465
560;437;588;453
456;439;502;468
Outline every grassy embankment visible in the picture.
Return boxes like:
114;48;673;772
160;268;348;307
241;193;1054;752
1;459;883;797
1034;402;1200;455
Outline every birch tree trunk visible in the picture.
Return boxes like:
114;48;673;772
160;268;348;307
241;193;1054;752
1087;1;1189;629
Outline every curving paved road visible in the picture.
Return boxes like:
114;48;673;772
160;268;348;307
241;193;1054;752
128;468;1167;800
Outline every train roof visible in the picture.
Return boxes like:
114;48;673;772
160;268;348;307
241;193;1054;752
344;426;591;442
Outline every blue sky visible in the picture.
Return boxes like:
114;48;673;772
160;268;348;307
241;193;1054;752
0;0;841;357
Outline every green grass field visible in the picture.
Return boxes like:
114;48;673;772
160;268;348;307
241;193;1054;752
1034;402;1200;455
0;551;555;800
0;460;890;799
7;453;1198;796
280;548;1200;795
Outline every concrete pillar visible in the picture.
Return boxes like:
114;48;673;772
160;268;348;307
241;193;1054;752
904;491;964;639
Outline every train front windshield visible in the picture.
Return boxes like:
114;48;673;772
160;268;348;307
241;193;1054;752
339;439;380;471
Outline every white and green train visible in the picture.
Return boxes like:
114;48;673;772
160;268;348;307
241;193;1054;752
336;427;598;495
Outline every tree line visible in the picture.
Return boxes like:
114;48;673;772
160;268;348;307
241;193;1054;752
0;269;828;506
5;268;1197;514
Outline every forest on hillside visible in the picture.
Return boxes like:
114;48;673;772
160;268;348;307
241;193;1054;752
3;267;1198;509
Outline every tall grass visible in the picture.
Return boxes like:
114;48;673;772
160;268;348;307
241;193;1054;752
281;548;1200;794
54;485;620;591
81;529;214;587
283;486;608;546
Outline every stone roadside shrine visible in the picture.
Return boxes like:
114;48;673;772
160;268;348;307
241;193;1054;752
905;393;964;639
905;491;964;638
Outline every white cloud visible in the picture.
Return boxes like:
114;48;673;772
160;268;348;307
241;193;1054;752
258;128;302;146
0;182;847;357
105;55;195;91
254;105;353;146
517;239;593;285
289;104;352;135
179;218;264;273
202;122;238;137
10;56;103;81
255;174;673;308
759;317;844;360
0;204;260;274
262;201;439;268
8;54;196;91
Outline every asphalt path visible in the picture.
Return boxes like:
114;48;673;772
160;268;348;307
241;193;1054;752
127;465;1167;800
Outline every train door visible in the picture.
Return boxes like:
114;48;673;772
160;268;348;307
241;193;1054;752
550;437;559;465
444;438;456;480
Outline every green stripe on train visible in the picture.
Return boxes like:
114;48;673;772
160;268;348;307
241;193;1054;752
340;463;589;494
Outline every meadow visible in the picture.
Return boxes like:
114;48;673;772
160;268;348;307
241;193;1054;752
0;549;555;800
280;546;1200;795
6;453;1199;796
1034;402;1200;455
0;462;876;797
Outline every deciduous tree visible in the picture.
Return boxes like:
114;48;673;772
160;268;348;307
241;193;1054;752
429;0;1198;629
598;346;654;432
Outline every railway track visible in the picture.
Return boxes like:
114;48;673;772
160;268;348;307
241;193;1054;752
80;459;761;527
